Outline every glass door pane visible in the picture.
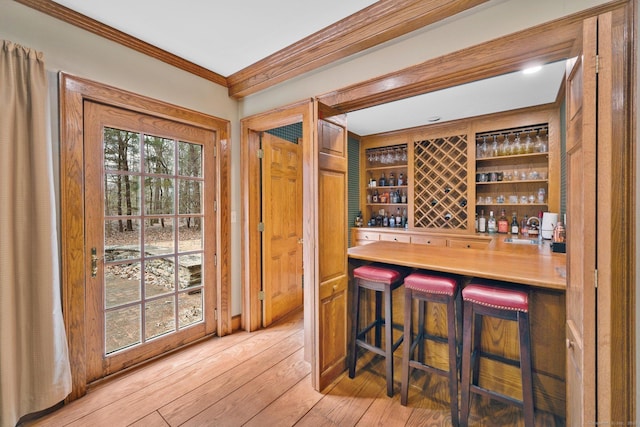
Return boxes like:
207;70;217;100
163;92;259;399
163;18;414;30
102;129;206;355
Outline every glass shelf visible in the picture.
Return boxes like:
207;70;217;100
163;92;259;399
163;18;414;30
476;152;548;162
476;180;547;185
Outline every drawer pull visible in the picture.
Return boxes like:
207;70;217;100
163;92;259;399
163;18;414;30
393;238;398;241
467;244;471;248
427;240;431;244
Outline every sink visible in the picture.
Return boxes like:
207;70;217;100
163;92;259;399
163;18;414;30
503;238;538;245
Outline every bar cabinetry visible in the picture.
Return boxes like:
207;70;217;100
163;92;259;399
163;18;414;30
362;143;408;228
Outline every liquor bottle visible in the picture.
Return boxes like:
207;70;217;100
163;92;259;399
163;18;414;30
497;209;509;233
389;213;396;227
397;172;404;186
372;190;379;203
388;172;395;186
395;208;402;227
478;209;487;233
487;211;497;233
475;213;478;232
379;173;386;186
383;212;389;227
510;212;519;235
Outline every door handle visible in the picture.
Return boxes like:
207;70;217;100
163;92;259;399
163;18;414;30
91;247;98;277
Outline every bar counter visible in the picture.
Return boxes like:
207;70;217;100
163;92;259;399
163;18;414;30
347;237;567;417
347;239;566;290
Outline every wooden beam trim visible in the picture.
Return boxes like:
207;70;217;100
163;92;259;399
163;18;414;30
14;0;228;87
227;0;488;98
317;0;627;113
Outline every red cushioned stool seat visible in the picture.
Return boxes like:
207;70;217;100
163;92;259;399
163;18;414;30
460;281;534;427
400;272;460;426
349;264;408;397
354;264;405;284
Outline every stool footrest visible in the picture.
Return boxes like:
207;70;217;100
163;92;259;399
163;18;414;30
408;360;449;378
469;384;525;408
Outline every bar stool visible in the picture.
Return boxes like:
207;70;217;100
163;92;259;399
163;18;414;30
349;263;408;397
460;281;534;427
400;272;460;426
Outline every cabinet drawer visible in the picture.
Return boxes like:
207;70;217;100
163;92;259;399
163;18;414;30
380;233;411;243
447;238;490;250
354;231;380;242
411;235;447;246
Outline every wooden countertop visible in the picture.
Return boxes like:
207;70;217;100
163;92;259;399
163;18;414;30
347;240;566;291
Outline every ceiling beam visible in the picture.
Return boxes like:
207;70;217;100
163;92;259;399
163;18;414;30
316;1;624;113
14;0;229;87
226;0;489;98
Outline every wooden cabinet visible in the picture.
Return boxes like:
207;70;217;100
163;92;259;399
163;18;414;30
351;228;491;248
362;143;408;227
474;124;558;223
356;105;560;237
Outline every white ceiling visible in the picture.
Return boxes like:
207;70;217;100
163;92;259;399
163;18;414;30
347;60;567;135
49;0;566;136
50;0;378;76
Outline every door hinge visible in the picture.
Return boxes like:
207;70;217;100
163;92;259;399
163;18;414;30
214;200;218;212
595;55;599;74
214;143;218;157
258;222;265;232
214;254;217;266
258;291;265;301
594;269;598;288
214;308;218;320
301;274;304;289
257;148;264;159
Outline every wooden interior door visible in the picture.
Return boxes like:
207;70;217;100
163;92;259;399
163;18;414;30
83;100;217;382
261;132;303;326
312;100;349;390
564;16;597;427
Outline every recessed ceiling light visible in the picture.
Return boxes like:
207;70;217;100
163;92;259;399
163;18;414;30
523;65;542;74
427;116;441;122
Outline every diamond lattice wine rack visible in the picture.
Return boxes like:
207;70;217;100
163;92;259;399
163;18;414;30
413;135;468;230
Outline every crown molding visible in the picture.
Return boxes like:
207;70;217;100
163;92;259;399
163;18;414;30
14;0;229;87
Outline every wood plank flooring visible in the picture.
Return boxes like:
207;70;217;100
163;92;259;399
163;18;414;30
27;309;565;426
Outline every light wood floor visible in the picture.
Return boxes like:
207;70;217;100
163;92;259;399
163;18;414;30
27;309;564;427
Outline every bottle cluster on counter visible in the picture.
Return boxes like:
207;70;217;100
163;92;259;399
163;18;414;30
365;207;408;228
476;209;543;237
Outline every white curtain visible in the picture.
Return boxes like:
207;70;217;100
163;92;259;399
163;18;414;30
0;40;71;427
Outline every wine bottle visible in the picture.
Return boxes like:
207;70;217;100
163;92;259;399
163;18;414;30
497;209;509;233
510;212;519;235
478;210;487;233
487;211;497;233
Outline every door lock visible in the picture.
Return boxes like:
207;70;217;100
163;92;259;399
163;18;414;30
91;247;98;277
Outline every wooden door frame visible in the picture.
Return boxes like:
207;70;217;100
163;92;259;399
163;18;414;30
59;73;232;401
240;100;314;342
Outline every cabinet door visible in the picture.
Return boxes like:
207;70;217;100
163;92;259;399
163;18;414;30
565;17;597;427
313;100;349;391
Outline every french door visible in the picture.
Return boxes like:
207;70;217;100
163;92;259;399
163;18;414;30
83;100;217;382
